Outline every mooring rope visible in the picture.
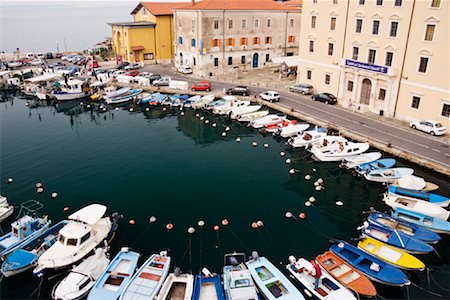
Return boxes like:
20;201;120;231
410;282;444;298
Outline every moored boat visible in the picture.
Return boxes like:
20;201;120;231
393;174;439;192
287;128;327;148
392;208;450;234
249;114;286;129
53;79;89;101
383;194;450;220
156;268;194;300
354;158;396;175
311;140;370;162
223;252;258;300
184;95;202;108
342;152;382;169
105;89;142;105
0;195;14;223
388;185;449;207
364;167;414;183
276;123;310;138
263;119;296;133
192;94;215;109
229;104;262;119
235;110;269;122
192;269;225;300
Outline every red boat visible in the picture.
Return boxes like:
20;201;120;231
264;119;296;133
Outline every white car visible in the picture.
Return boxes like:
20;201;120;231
409;120;447;136
153;76;171;86
124;62;142;70
259;91;280;102
177;65;193;74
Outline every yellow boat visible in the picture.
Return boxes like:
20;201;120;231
358;236;425;271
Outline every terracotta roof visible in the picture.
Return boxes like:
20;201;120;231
109;21;156;27
176;0;301;11
132;2;190;16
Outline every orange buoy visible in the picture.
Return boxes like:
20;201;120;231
251;222;258;229
129;219;136;225
299;212;306;219
166;223;174;231
221;219;229;226
213;225;220;231
63;206;69;212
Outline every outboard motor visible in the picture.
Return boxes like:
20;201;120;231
229;257;239;266
174;267;181;276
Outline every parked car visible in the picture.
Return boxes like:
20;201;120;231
112;70;126;78
409;120;447;136
45;52;54;59
124;62;141;70
26;53;35;58
125;70;140;77
226;86;250;96
191;81;211;91
87;60;99;69
259;91;280;102
153;76;171;86
312;93;337;104
30;59;44;66
177;65;193;74
289;83;314;95
76;57;88;66
55;53;63;58
116;61;130;70
148;74;162;84
48;61;65;68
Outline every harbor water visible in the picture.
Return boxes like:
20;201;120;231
0;93;449;299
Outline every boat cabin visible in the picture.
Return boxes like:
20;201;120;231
229;270;252;289
0;216;43;251
57;222;92;247
56;79;86;94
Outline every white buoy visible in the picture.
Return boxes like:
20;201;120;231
212;123;217;127
304;175;311;180
188;227;196;234
115;107;119;111
146;108;150;111
221;132;227;137
36;187;44;193
6;177;13;183
314;181;320;187
317;178;324;184
236;137;241;143
163;107;167;111
103;108;107;112
252;142;258;147
205;120;210;124
280;151;286;157
312;168;317;172
256;220;264;227
149;216;157;223
285;212;293;218
305;201;312;207
129;108;134;112
80;102;84;105
195;113;200;117
35;182;43;188
315;186;322;191
198;220;205;227
285;158;291;164
51;192;58;198
336;201;344;206
87;104;91;108
309;196;315;203
180;112;185;116
180;107;183;111
263;143;269;148
225;126;230;132
200;116;204;120
289;169;296;174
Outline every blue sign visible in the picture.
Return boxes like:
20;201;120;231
345;59;388;74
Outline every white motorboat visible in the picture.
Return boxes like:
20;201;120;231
287;129;327;148
309;136;348;151
364;167;414;183
276;123;310;138
287;257;356;300
311;139;370;162
51;248;110;300
0;195;14;223
235;110;269;122
156;269;194;300
393;174;439;192
33;204;116;275
223;253;258;300
192;94;215;109
249;114;286;129
213;99;250;115
53;79;88;101
383;194;450;220
343;152;382;169
229;105;262;119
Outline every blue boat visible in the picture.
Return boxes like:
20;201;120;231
0;215;51;257
147;93;168;105
192;273;225;300
389;186;449;207
392;208;450;235
184;95;202;107
1;220;68;277
105;89;142;105
87;248;140;300
330;241;410;287
355;158;396;175
368;211;441;244
205;99;225;110
223;253;259;300
362;222;433;254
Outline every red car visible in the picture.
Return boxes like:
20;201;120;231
87;60;99;69
191;81;211;91
125;70;140;77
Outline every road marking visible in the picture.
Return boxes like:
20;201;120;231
431;148;441;153
445;153;450;158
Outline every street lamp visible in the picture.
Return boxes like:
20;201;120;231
56;41;59;53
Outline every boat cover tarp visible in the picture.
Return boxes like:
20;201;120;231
397;175;426;190
68;204;106;224
25;73;60;83
73;248;109;280
4;249;37;270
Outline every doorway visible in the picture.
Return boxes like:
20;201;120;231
252;53;259;68
360;78;372;105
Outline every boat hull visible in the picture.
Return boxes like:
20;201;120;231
54;92;87;101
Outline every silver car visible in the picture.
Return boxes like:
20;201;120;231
289;83;314;95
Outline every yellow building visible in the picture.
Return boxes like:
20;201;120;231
109;2;188;63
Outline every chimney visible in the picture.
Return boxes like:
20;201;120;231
191;0;195;5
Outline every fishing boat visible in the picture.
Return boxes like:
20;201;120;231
246;252;304;300
342;152;382;169
311;138;370;162
388;186;449;207
229;104;262;119
184;95;202;108
249;114;286;129
361;222;433;254
204;98;226;110
51;248;110;300
192;94;215;109
367;211;441;244
33;204;119;275
53;79;89;101
354;158;396;175
393;174;439;192
156;268;194;300
235;110;269;122
287;128;327;148
330;241;410;287
275;123;310;138
120;251;171;300
0;195;14;223
213;100;250;115
392;208;450;234
105;87;130;99
316;251;377;298
192;269;225;300
88;247;140;300
287;256;356;300
263;119;296;134
358;236;425;271
169;94;190;107
222;253;258;300
1;220;68;277
383;194;450;220
0;203;51;257
105;89;142;105
364;167;414;183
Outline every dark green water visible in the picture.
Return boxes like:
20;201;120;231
0;93;449;299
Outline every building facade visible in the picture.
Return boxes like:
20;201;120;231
297;0;449;123
174;0;301;77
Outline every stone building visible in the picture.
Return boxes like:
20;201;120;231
174;0;301;77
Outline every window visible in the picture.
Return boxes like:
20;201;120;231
359;0;365;5
328;43;334;56
307;70;312;80
411;96;420;109
267;19;271;27
372;20;380;35
290;18;294;27
309;40;314;52
368;49;376;64
228;20;233;29
242;19;247;29
67;238;78;246
431;0;441;8
254;19;259;28
287;52;294;56
325;74;331;85
347;81;354;92
288;35;295;43
394;0;402;6
253;37;260;45
265;36;272;44
333;0;338;4
311;16;317;29
424;24;435;41
178;37;183;45
240;37;248;46
376;0;383;5
228;56;233;65
265;54;270;62
241;56;246;64
313;0;317;3
418;57;429;73
226;38;235;46
352;47;359;60
356;19;363;33
441;104;450;118
330;17;336;30
80;232;91;244
191;39;196;47
214;57;219;67
385;52;393;66
213;20;219;29
390;22;398;37
212;39;220;47
378;89;386;100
